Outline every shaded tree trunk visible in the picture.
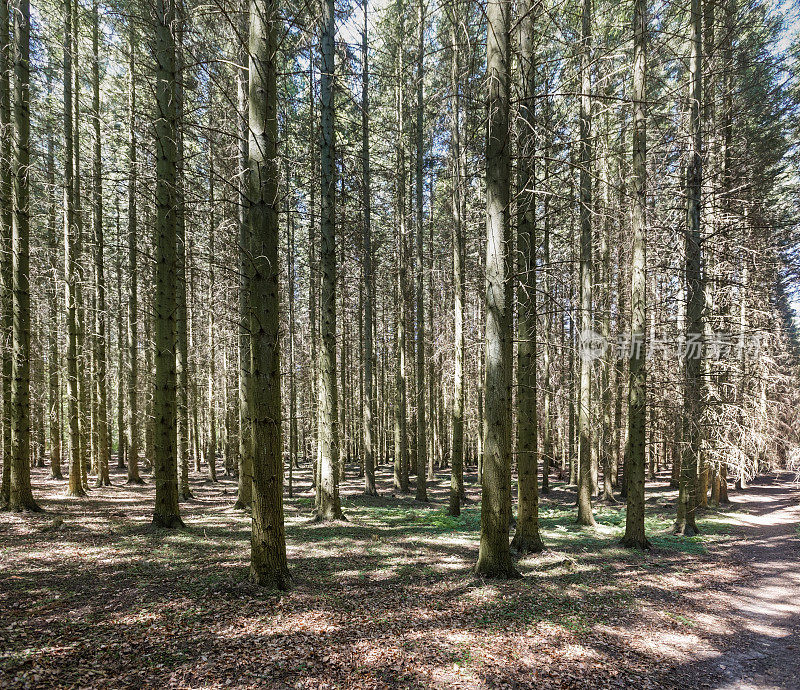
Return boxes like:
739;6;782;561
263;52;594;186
64;0;84;498
91;0;110;487
511;0;543;555
0;0;11;505
125;20;143;485
151;0;183;529
675;0;702;536
235;0;252;509
475;0;518;579
622;0;650;549
7;0;38;511
247;0;289;587
447;0;464;516
315;0;344;521
576;0;595;526
414;0;427;503
361;3;377;497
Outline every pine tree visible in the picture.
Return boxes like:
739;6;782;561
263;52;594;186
248;0;289;587
622;0;651;549
475;0;518;579
151;0;183;529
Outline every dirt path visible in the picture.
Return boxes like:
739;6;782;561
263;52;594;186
695;473;800;689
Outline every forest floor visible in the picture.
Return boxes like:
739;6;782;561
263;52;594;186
1;462;799;689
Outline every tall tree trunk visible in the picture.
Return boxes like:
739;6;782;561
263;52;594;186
91;0;110;487
315;0;344;520
46;132;63;480
622;0;650;549
511;0;543;555
235;0;252;509
541;99;552;494
288;213;297;498
206;106;218;484
393;32;409;496
447;0;464;515
414;0;427;502
448;2;466;512
576;0;595;526
175;19;191;500
115;201;125;470
361;3;377;496
248;0;289;586
0;0;11;505
7;0;38;511
72;0;90;490
308;54;319;491
599;119;613;502
675;0;702;536
475;0;517;579
125;21;142;485
151;0;183;529
64;0;84;497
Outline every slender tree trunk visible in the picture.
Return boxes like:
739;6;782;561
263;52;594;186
576;0;595;526
7;0;38;511
206;111;218;484
315;0;344;521
0;0;11;505
622;0;650;548
511;0;543;555
115;201;125;470
235;0;252;509
393;35;409;496
288;210;296;498
64;0;84;497
151;0;183;529
125;21;142;485
361;3;377;496
447;4;465;513
46;133;63;480
175;22;191;501
475;0;517;579
91;0;110;487
675;0;702;536
247;0;289;586
72;0;90;490
308;55;319;493
414;0;428;502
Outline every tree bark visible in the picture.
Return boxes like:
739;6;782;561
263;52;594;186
475;0;518;579
91;0;110;487
125;21;143;485
675;0;702;536
393;29;409;496
46;132;63;480
447;0;464;516
175;18;191;501
235;0;252;509
64;0;84;497
315;0;344;521
0;0;11;505
414;0;428;502
511;0;543;555
576;0;595;526
248;0;289;587
361;3;377;497
151;0;183;529
622;0;650;549
7;0;38;511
